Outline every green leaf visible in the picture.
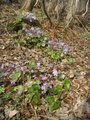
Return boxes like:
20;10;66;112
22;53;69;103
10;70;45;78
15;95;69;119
63;80;71;90
53;85;63;95
47;50;53;56
9;69;21;81
27;92;40;105
26;92;36;100
16;15;23;23
31;94;41;104
26;83;40;105
43;36;48;41
57;74;65;81
24;81;40;92
45;96;55;104
0;86;5;94
3;92;12;100
45;96;61;112
27;60;36;69
28;83;40;93
13;85;24;92
51;51;61;60
67;57;73;65
49;100;61;112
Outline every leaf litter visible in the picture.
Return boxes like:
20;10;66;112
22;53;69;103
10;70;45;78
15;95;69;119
0;3;90;120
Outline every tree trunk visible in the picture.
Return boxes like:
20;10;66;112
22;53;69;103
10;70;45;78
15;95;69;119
20;0;90;27
66;0;76;27
47;0;90;26
21;0;36;12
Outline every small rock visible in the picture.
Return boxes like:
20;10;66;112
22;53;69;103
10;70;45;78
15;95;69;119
69;70;75;79
9;110;18;118
80;71;86;76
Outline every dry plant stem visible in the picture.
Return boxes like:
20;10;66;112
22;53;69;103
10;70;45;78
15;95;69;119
82;0;89;17
30;103;38;120
39;115;58;120
75;16;90;33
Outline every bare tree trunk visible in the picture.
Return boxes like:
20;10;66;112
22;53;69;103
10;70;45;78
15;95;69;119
20;0;90;27
21;0;36;12
66;0;90;27
66;0;76;27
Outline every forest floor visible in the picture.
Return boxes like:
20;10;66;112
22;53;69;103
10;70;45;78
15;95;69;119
0;3;90;120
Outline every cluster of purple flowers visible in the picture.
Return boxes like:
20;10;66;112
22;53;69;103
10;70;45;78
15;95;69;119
25;12;36;22
22;12;42;37
23;27;42;36
41;83;53;91
0;60;66;93
0;63;15;78
48;40;68;55
52;69;58;76
48;40;65;47
0;62;27;85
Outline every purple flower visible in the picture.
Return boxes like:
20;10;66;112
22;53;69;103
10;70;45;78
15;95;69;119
48;40;52;44
37;62;41;67
41;85;46;90
61;74;65;79
28;32;32;36
30;19;32;22
23;28;32;35
7;68;11;72
48;85;53;89
59;42;65;46
2;72;9;76
25;12;36;20
61;53;64;57
5;62;9;66
63;46;68;54
31;16;36;20
24;28;28;33
22;27;26;31
36;30;42;35
48;74;52;78
52;69;58;76
31;70;34;73
17;90;23;95
41;83;47;90
10;80;16;85
40;75;47;80
53;45;57;49
11;64;16;68
42;43;46;47
1;64;4;69
26;12;33;19
20;66;24;71
31;27;35;31
32;75;36;78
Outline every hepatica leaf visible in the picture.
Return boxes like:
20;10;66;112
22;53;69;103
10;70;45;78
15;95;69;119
0;86;5;94
50;100;61;112
67;57;73;65
53;84;63;95
63;80;71;90
51;51;61;60
9;69;21;81
27;60;36;69
45;96;55;104
28;83;40;93
26;82;41;105
57;73;65;81
3;92;12;100
45;96;61;112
